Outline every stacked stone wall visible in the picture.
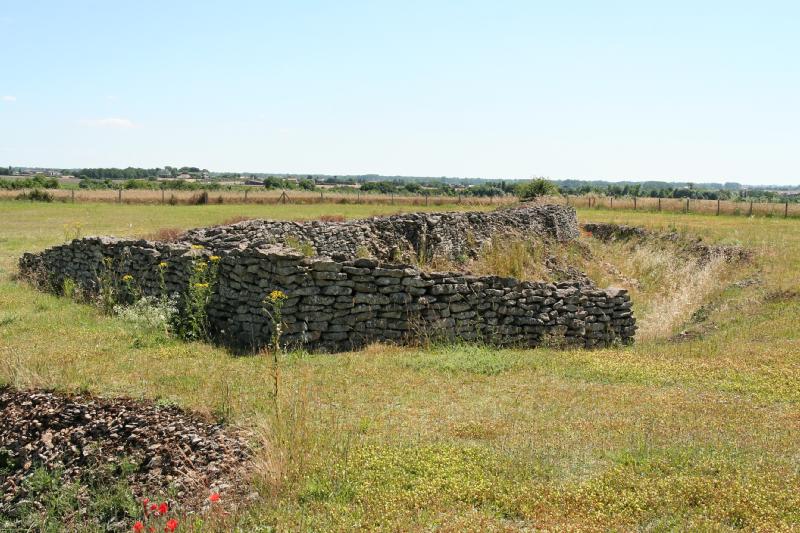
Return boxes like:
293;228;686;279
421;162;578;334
19;206;636;352
182;204;579;262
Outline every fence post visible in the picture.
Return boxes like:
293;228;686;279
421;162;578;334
425;193;428;206
71;189;75;203
458;193;462;204
610;197;613;209
118;189;122;203
658;197;661;212
320;191;323;202
786;202;789;218
633;196;637;210
391;192;394;205
685;198;689;213
748;201;753;217
716;199;720;216
161;189;165;204
244;189;249;202
357;190;360;203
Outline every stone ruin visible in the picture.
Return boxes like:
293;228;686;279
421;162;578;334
19;205;636;352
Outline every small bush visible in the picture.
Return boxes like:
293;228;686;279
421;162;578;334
172;255;220;341
190;191;209;205
114;296;178;334
285;236;315;257
515;179;559;201
62;277;77;300
17;188;54;202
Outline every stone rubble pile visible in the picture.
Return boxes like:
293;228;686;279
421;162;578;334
0;386;249;513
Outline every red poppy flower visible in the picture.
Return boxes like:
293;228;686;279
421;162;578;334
142;498;150;506
150;503;158;512
164;518;179;532
209;492;220;503
158;502;168;515
133;521;144;532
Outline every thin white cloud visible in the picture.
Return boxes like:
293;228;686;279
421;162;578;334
79;117;137;129
1;95;16;102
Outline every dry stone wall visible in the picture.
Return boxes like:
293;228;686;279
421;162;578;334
19;206;636;352
182;204;579;262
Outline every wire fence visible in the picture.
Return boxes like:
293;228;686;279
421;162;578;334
552;195;800;218
2;188;799;218
0;188;517;207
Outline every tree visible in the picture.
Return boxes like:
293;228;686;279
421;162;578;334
263;177;284;189
515;179;559;200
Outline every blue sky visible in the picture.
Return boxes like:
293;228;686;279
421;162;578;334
1;1;798;185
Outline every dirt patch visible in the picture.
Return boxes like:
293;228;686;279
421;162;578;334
0;386;251;514
763;289;800;303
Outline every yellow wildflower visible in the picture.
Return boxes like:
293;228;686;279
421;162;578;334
191;244;205;250
269;290;287;302
122;274;133;282
209;255;221;263
158;261;168;269
194;262;207;272
194;282;209;289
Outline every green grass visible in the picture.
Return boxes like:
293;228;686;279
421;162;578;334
1;201;799;531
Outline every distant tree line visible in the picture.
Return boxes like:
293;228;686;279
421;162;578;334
0;175;60;190
556;182;795;201
5;165;797;203
78;178;224;191
75;166;207;180
263;177;316;191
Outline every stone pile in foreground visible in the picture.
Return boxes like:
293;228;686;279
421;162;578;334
0;386;249;515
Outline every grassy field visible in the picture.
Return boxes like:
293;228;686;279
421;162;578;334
1;201;799;531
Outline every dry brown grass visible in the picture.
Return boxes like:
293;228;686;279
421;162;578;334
610;244;729;340
0;188;516;208
221;215;255;225
467;236;550;280
315;214;347;222
144;227;185;242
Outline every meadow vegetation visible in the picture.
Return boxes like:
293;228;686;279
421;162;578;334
1;201;798;531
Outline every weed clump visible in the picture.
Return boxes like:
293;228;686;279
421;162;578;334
17;189;54;202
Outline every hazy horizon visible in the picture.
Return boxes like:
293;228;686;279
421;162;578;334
2;1;799;185
5;164;796;188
